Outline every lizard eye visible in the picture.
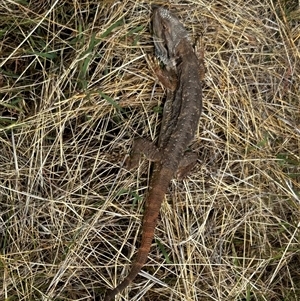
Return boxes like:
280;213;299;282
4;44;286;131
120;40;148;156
162;23;167;30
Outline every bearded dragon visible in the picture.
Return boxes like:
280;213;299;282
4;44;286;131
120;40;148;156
104;5;203;300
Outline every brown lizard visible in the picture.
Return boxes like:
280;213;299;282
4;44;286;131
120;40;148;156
104;5;203;300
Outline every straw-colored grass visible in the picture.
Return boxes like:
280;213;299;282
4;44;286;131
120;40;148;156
1;1;299;300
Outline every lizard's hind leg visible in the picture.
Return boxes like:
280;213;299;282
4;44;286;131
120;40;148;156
125;138;162;169
177;152;198;179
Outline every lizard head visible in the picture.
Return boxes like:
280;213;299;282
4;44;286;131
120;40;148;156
152;6;189;66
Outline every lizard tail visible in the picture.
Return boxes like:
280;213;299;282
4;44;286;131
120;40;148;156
104;231;153;301
104;167;173;300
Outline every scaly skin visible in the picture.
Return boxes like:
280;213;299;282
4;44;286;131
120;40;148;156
104;6;203;300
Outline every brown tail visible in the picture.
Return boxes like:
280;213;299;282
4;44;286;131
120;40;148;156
104;167;173;300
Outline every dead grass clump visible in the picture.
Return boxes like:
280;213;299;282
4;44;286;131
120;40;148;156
0;1;299;300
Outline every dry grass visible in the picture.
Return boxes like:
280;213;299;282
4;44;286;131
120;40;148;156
0;0;299;300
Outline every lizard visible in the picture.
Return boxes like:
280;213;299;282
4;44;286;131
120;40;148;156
104;5;203;300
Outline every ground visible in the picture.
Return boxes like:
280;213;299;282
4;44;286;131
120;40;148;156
0;1;299;300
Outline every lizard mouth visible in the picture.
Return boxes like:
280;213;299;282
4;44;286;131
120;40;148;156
152;6;170;64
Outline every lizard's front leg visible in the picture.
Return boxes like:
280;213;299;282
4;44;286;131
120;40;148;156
147;55;177;91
